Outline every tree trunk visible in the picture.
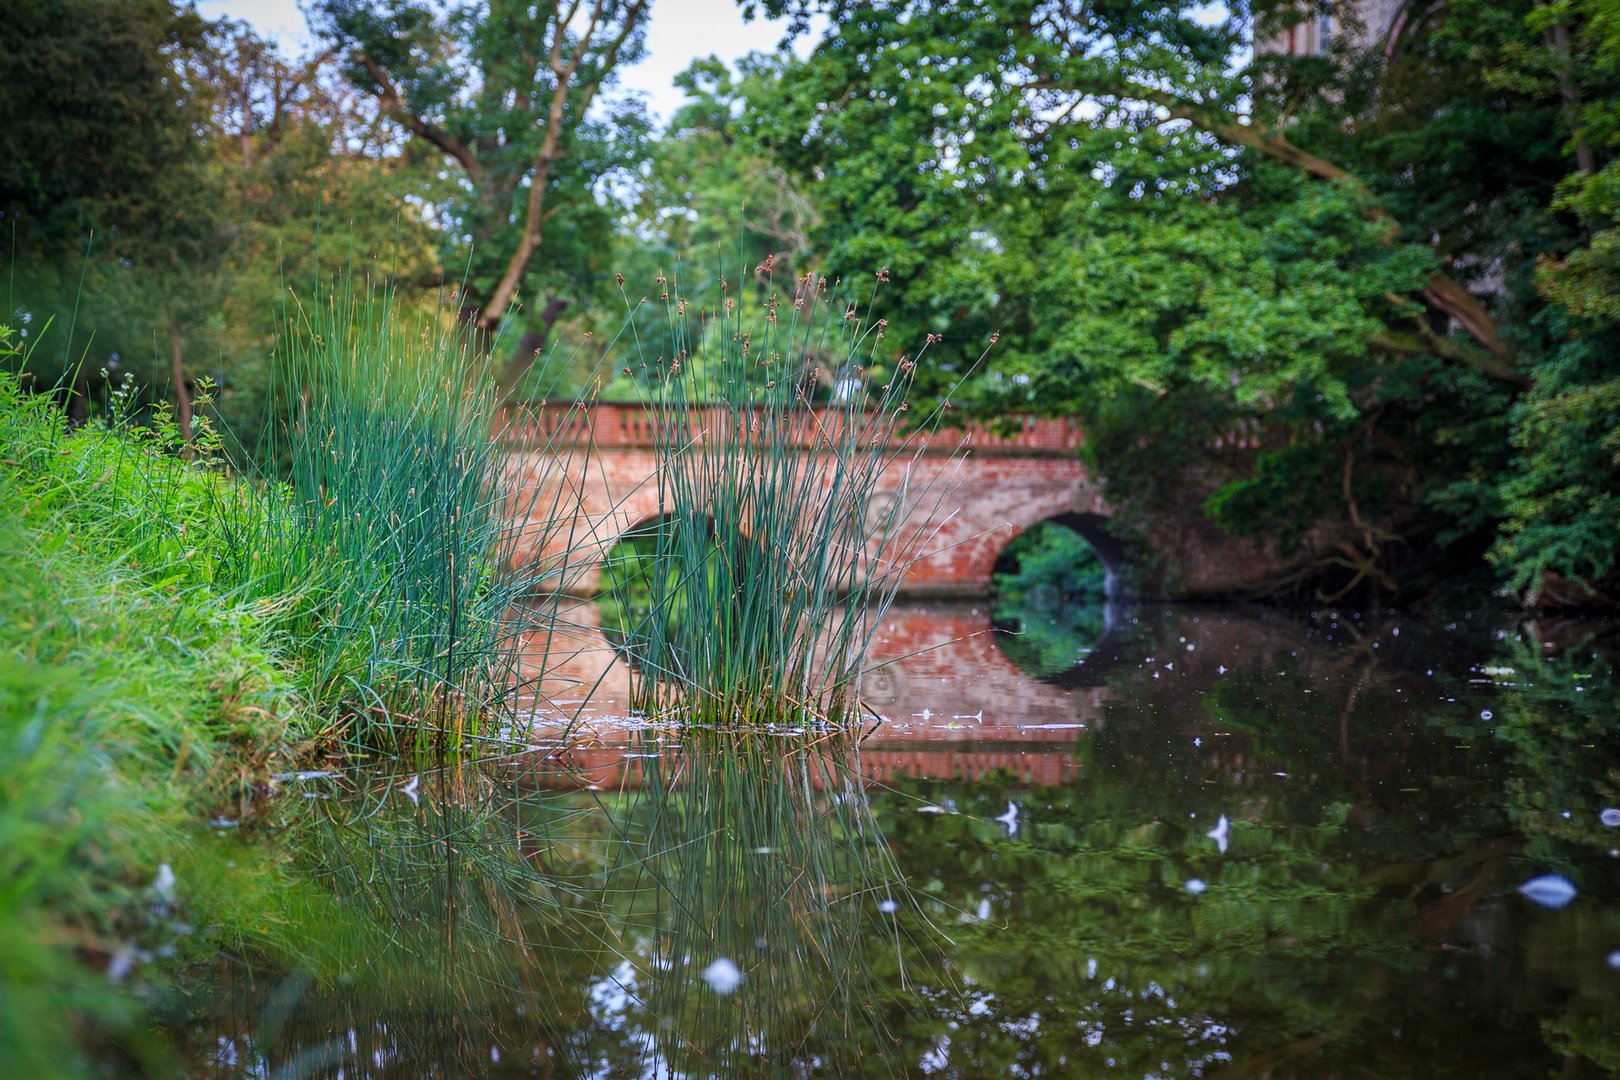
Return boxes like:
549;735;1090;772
68;375;88;427
1550;21;1595;176
494;296;569;403
169;309;192;444
239;66;254;167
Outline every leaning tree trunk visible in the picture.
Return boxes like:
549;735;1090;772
168;308;192;444
494;296;569;403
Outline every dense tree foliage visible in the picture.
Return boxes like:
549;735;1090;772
312;0;654;398
730;0;1619;604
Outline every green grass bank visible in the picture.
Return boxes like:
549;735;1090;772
0;364;321;1074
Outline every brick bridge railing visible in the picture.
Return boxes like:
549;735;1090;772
499;401;1085;458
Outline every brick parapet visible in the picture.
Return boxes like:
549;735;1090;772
499;402;1084;458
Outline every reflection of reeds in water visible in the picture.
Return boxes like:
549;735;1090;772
188;733;935;1078
607;269;961;725
597;729;931;1077
193;763;595;1076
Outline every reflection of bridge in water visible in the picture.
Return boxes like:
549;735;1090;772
502;403;1116;597
517;601;1117;789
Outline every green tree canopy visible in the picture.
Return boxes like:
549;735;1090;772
312;0;655;398
736;0;1614;603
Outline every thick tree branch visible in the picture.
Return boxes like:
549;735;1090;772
1111;82;1527;381
360;53;482;179
477;0;648;335
495;296;569;403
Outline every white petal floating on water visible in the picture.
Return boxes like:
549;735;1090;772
1518;874;1577;909
1185;878;1207;895
151;863;176;903
1206;815;1230;854
994;802;1019;836
878;899;899;914
1600;807;1620;828
701;957;743;994
400;775;420;806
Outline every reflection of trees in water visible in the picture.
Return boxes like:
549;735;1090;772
990;598;1110;679
174;614;1620;1078
588;730;936;1078
871;613;1620;1078
183;730;936;1078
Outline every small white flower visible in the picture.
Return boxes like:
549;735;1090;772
151;863;176;903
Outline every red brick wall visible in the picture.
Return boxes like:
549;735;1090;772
500;405;1103;596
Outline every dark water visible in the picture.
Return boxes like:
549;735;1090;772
169;603;1620;1078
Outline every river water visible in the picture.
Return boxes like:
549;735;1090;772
169;602;1620;1078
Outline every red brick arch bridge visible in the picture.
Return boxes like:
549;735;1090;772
502;402;1119;597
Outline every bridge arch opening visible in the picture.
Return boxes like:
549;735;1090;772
597;512;753;671
991;512;1124;599
989;513;1125;683
597;514;695;660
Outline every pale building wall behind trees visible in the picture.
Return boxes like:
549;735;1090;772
1257;0;1408;56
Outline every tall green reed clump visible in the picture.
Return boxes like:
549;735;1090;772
615;269;960;724
225;280;591;744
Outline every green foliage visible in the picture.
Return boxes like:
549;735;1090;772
603;55;820;345
312;0;653;395
0;0;214;247
994;522;1107;605
1489;158;1620;592
0;366;306;1076
596;518;706;672
741;0;1616;601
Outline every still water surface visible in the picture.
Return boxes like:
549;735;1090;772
176;603;1620;1078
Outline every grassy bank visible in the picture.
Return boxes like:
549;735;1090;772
0;280;579;1071
0;363;311;1074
